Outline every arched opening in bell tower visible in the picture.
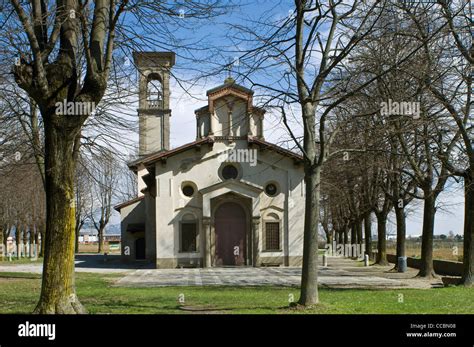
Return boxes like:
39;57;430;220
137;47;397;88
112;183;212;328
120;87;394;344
146;73;163;109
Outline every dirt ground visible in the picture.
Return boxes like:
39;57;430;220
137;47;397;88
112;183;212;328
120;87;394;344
78;243;121;254
386;242;463;262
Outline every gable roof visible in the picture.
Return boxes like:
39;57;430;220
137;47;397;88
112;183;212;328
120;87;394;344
248;137;304;162
128;136;303;171
206;77;254;96
194;104;266;116
114;195;145;211
128;137;215;171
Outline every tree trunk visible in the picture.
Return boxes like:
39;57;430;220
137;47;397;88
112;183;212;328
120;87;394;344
343;223;349;256
39;227;45;258
325;229;333;246
3;228;7;251
375;213;388;265
23;229;29;258
98;226;105;254
461;174;473;286
16;228;22;259
0;226;3;260
394;205;407;272
418;193;436;278
75;225;80;254
364;212;372;259
29;229;35;258
350;222;356;245
298;167;320;306
34;122;86;314
357;218;363;253
34;229;40;259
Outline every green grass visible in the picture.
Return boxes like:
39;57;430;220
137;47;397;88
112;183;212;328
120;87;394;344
0;257;44;265
0;272;473;314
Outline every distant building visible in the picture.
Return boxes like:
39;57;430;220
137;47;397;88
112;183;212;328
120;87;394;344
104;235;121;251
78;230;121;246
104;235;121;242
78;230;98;243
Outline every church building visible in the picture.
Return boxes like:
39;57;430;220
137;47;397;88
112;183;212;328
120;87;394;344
115;52;306;268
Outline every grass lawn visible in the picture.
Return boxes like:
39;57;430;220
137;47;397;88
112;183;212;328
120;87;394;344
0;257;44;265
0;272;473;314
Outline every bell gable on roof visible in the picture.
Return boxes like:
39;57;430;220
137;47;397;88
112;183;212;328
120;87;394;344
194;78;265;140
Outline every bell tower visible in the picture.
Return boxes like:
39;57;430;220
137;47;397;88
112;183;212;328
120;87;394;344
133;52;175;156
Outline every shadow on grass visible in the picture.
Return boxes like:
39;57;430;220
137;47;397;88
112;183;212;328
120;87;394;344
0;272;42;280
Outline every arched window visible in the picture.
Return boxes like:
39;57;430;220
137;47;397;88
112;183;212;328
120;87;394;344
180;213;198;252
146;74;163;109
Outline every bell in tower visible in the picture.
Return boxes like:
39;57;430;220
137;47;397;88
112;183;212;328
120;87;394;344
133;52;175;156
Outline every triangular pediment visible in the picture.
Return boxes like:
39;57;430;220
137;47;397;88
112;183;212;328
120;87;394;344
206;78;253;97
200;179;263;196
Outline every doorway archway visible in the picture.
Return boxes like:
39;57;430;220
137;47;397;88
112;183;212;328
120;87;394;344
135;237;145;260
214;202;247;266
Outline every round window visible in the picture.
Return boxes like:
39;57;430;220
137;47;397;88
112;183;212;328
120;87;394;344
182;185;195;197
222;165;238;180
265;183;278;197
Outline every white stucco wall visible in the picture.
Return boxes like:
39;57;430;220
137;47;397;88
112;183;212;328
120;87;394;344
153;139;305;266
120;199;146;262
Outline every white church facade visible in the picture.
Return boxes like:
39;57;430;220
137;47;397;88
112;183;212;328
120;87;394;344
115;52;306;268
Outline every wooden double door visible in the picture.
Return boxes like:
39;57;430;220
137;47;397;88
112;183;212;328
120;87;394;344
214;202;247;266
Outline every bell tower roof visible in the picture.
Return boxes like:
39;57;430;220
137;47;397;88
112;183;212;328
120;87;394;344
194;79;265;140
206;78;254;97
133;52;176;67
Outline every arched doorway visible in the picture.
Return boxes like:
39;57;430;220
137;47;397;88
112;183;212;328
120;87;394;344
214;202;247;266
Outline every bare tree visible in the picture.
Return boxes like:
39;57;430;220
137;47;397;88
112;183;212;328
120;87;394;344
2;0;231;313
88;151;118;254
413;0;473;285
231;0;406;305
228;0;454;304
74;156;92;253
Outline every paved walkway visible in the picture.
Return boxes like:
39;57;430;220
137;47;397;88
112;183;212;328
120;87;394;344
114;257;443;289
0;254;141;274
0;255;444;289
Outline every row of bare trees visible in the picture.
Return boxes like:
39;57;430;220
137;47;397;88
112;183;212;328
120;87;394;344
1;0;229;313
74;151;137;254
0;74;46;259
230;0;472;306
0;155;46;259
0;128;133;260
0;66;134;259
316;0;472;285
